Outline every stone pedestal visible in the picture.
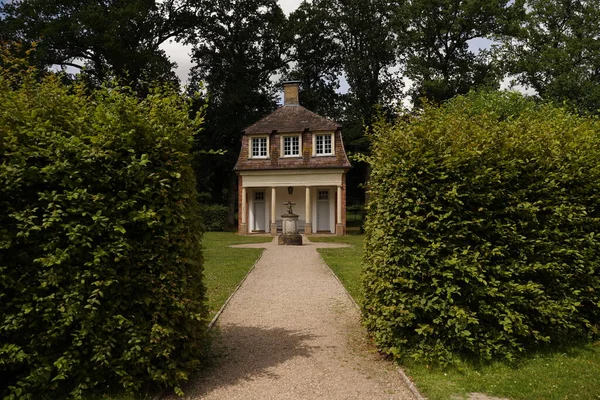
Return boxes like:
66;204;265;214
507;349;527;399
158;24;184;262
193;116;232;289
278;213;302;245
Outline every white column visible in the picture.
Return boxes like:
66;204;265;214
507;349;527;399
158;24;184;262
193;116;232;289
271;187;277;223
270;187;277;235
305;187;312;234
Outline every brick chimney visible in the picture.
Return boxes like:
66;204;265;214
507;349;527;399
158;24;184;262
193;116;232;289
283;81;301;105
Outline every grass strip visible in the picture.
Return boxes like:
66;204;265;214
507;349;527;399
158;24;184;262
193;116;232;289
308;234;365;304
202;232;273;319
404;342;600;400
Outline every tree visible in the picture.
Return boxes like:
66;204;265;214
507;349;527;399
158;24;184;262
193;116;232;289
403;0;521;105
285;0;344;121
332;0;403;144
0;0;195;93
330;0;404;206
284;0;403;206
187;0;290;221
500;0;600;114
288;0;402;144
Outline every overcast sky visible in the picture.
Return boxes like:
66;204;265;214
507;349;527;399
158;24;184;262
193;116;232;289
161;0;303;86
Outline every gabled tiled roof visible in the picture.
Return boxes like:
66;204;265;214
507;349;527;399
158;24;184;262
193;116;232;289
234;96;351;172
243;104;341;135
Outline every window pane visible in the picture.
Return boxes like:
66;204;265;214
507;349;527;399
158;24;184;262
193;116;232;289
316;135;332;155
324;135;331;154
284;136;299;156
260;138;267;156
252;137;267;157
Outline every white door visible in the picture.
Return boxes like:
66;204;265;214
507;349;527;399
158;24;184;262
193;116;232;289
254;191;265;231
317;190;330;232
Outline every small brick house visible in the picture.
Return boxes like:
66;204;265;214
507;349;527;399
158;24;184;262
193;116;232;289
234;81;351;235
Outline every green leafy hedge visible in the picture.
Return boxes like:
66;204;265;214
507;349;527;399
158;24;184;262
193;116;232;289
0;70;208;398
362;91;600;364
199;204;229;231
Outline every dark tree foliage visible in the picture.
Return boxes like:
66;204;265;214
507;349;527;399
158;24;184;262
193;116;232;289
332;0;402;148
501;0;600;114
403;0;522;105
286;0;344;121
187;0;290;217
331;0;404;206
285;0;402;151
285;0;404;205
0;0;195;93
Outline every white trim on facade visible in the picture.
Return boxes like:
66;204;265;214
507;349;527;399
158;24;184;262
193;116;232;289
240;170;343;235
240;169;344;188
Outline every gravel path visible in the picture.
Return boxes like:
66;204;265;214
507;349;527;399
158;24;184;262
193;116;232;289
173;235;417;400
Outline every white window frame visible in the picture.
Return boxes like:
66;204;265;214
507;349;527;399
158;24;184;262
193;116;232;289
312;132;334;156
280;134;302;157
250;135;269;159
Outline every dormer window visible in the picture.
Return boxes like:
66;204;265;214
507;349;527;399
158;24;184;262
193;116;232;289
313;133;334;156
251;136;269;158
282;135;301;157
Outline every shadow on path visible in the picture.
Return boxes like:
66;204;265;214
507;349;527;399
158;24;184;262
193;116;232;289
184;324;317;397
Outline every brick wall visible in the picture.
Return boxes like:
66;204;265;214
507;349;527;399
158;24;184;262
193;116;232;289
342;172;347;235
237;175;243;234
234;129;351;171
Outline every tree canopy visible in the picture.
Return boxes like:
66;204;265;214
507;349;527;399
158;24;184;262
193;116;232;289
187;0;290;212
402;0;522;105
500;0;600;114
2;0;599;210
286;1;343;120
0;0;196;92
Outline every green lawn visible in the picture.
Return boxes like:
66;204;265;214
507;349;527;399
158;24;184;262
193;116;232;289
308;234;600;400
308;234;365;303
404;344;600;400
202;232;273;319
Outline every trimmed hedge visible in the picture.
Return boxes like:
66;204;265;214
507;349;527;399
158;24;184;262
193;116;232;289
199;204;229;231
0;70;208;398
362;91;600;364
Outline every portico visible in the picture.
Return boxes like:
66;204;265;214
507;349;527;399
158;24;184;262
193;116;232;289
239;169;346;235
